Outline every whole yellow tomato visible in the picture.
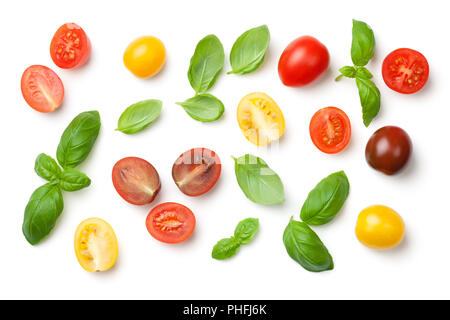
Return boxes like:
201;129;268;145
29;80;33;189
355;205;405;250
123;36;166;78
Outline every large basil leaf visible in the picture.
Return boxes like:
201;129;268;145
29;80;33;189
234;218;259;245
57;111;101;169
356;77;380;127
58;169;91;192
351;20;375;67
34;153;61;182
188;34;225;94
300;171;350;226
229;25;270;75
212;237;241;260
116;99;162;134
283;218;333;272
176;94;224;122
233;154;284;205
22;183;64;245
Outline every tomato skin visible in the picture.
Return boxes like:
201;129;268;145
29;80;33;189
50;23;91;69
172;148;221;196
112;157;161;205
365;126;412;175
123;36;166;78
21;65;64;113
278;36;330;87
382;48;429;94
356;205;405;250
146;202;196;244
309;107;351;154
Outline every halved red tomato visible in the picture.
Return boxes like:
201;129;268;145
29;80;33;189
50;23;91;69
172;148;221;196
112;157;161;205
21;65;64;113
309;107;351;154
146;202;196;244
382;48;429;94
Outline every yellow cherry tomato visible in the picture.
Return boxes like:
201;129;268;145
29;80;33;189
237;92;285;146
74;218;118;272
355;205;405;250
123;36;166;78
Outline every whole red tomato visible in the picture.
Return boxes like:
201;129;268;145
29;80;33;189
278;36;330;87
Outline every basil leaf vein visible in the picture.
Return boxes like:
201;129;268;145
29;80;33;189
176;94;224;122
117;99;162;134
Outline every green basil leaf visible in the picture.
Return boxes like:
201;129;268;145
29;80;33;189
233;154;284;205
300;171;350;226
283;218;333;272
176;94;224;122
356;77;380;127
57;111;101;169
228;25;270;75
58;169;91;192
22;183;64;245
188;34;225;94
116;99;162;134
355;66;373;79
351;19;375;66
34;153;62;181
212;237;241;260
234;218;259;245
336;66;356;80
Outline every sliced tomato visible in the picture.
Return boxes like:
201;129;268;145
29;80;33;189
237;92;285;146
21;65;64;113
146;202;196;244
382;48;429;94
309;107;351;154
112;157;161;205
172;148;221;196
50;23;91;69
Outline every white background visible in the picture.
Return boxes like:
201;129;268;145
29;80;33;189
0;0;447;300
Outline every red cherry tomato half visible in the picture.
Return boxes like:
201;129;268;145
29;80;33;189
382;48;429;94
309;107;351;154
21;65;64;113
278;36;330;87
146;202;196;244
50;23;91;69
172;148;221;197
112;157;161;205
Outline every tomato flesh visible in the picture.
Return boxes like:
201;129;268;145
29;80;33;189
309;107;351;154
382;48;429;94
21;65;64;113
172;148;221;196
146;202;196;244
112;157;161;205
50;23;91;69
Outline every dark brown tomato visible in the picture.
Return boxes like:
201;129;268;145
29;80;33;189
172;148;221;196
112;157;161;205
365;126;412;175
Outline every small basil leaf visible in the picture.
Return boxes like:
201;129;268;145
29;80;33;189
57;111;101;169
356;77;380;127
176;94;224;122
188;34;225;94
233;154;285;206
283;218;333;272
58;169;91;192
228;25;270;75
300;171;350;226
355;66;373;79
234;218;259;245
22;183;64;245
116;99;162;134
34;153;62;181
212;237;241;260
351;19;375;67
336;66;356;80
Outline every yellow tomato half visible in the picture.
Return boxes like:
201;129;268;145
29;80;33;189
355;205;405;250
237;92;285;146
74;218;118;272
123;36;166;78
